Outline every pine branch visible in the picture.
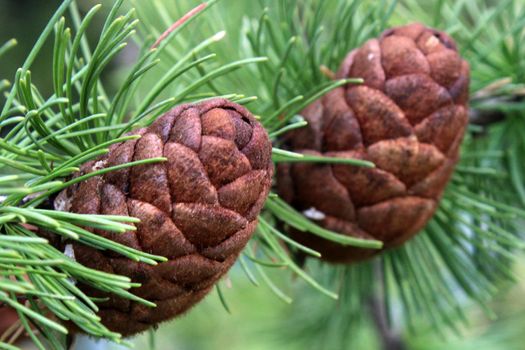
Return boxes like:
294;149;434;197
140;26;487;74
3;0;525;349
0;0;271;348
133;0;525;344
369;261;406;350
131;0;389;306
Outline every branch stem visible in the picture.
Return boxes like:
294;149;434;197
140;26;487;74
370;260;406;350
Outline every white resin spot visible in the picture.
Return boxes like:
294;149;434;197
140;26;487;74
302;207;326;221
93;160;107;171
426;35;440;48
64;244;76;261
53;191;71;212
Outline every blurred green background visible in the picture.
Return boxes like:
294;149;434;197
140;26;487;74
0;0;61;100
0;0;119;103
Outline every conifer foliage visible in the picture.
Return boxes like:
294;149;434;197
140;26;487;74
1;1;525;349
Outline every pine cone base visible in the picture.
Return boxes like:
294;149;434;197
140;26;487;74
278;23;469;264
57;99;273;335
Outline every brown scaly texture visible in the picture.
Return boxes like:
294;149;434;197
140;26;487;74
0;306;19;335
55;99;273;335
277;23;469;264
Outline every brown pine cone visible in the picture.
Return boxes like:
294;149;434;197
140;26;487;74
277;23;469;263
0;306;19;336
55;99;273;335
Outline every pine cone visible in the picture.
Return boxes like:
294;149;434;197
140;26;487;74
55;99;273;335
277;23;469;263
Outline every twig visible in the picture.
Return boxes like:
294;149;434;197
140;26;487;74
151;3;208;49
66;334;76;350
469;93;524;127
369;260;406;350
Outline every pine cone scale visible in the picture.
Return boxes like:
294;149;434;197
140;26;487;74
427;49;462;87
356;196;436;242
323;89;363;150
170;108;202;151
348;39;385;90
164;142;219;204
218;170;267;217
241;123;273;169
380;35;430;77
201;108;237;140
367;138;445;186
385;74;452;125
129;199;194;258
131;134;172;214
330;154;407;206
201;220;258;261
346;86;412;144
199;136;252;187
414;105;468;153
104;134;142;193
172;203;248;247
